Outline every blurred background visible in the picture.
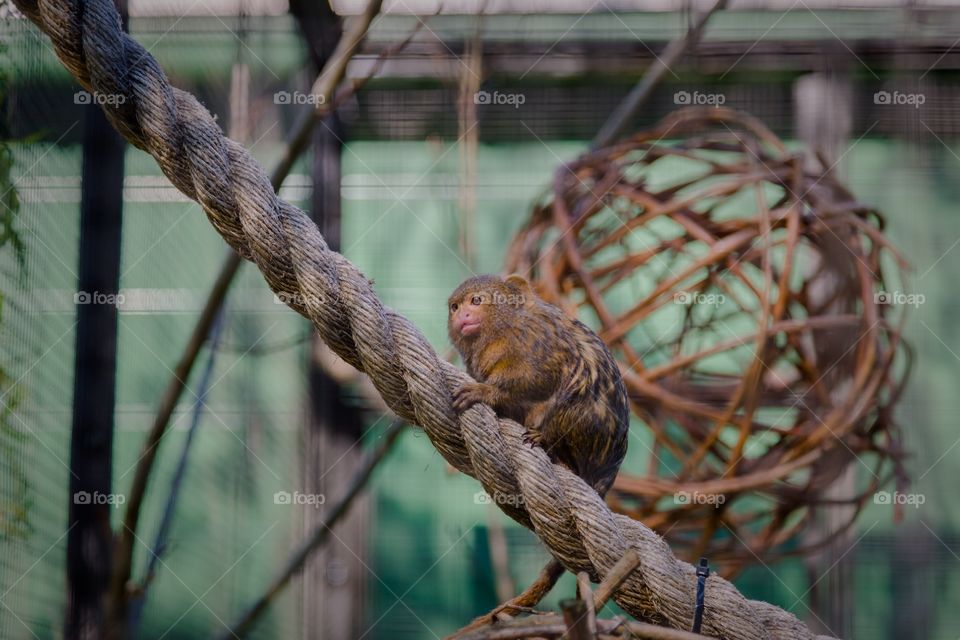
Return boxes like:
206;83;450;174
1;0;959;638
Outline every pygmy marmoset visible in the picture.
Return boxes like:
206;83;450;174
447;274;629;496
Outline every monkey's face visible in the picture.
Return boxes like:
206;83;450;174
448;275;531;348
448;290;490;339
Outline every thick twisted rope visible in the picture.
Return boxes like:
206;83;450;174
16;2;837;637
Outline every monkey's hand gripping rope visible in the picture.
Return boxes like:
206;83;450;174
14;1;837;637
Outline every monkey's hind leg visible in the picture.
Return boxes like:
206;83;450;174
527;401;581;477
520;401;550;448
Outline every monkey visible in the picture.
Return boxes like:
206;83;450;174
447;274;629;496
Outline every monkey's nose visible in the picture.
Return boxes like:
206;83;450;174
456;313;482;336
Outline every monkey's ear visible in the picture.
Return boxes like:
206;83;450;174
505;274;532;293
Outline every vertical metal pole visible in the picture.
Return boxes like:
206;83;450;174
65;55;127;640
289;3;368;638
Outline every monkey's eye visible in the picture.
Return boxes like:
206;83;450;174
470;295;482;305
450;302;459;313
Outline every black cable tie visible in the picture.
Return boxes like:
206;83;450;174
692;556;710;634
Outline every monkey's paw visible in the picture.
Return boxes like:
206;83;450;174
453;383;494;412
522;430;542;448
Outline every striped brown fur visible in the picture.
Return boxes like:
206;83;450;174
448;275;628;496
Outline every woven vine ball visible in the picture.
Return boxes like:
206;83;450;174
504;107;910;575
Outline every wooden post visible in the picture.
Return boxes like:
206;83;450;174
66;3;127;638
793;70;855;639
289;2;368;639
560;598;593;640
